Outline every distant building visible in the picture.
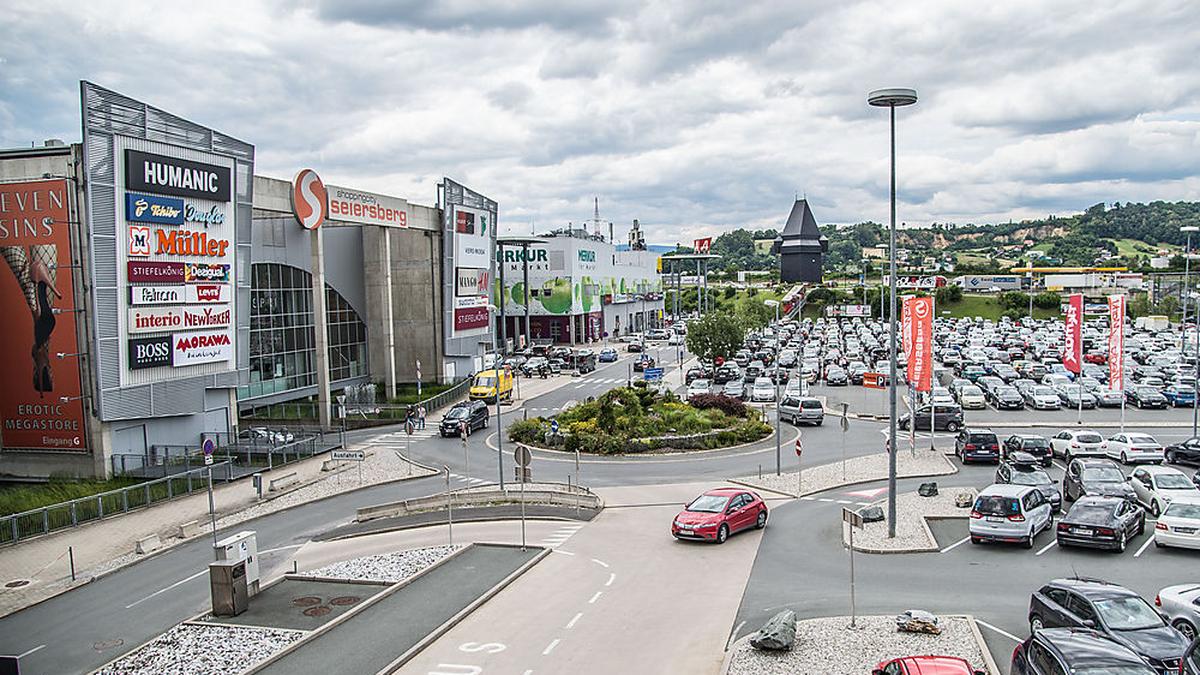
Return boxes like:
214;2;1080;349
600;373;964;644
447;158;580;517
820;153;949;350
862;246;887;260
772;199;827;283
753;239;775;255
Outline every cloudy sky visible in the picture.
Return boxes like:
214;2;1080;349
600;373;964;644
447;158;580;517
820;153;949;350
3;0;1199;244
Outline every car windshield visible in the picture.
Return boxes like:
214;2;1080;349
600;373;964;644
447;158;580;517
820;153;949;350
1010;470;1050;486
1164;502;1200;519
692;380;710;388
962;386;982;395
1082;467;1124;482
1076;433;1103;443
974;495;1020;516
1023;438;1050;449
475;376;496;387
687;495;729;513
1127;435;1156;444
446;408;469;420
1094;596;1163;631
1138;386;1158;394
801;400;822;409
1033;387;1055;396
968;433;996;444
1156;474;1194;489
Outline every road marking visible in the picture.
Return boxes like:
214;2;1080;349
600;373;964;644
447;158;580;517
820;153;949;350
1035;540;1057;556
800;496;816;501
939;536;971;553
259;544;305;556
588;591;603;604
125;568;211;609
727;620;747;650
605;572;615;587
1133;536;1155;558
566;612;583;629
1052;460;1067;471
975;618;1023;643
818;498;834;502
590;558;609;568
542;639;560;655
17;644;45;658
836;500;853;504
551;549;575;556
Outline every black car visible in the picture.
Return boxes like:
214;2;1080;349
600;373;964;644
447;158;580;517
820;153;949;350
1028;578;1188;672
439;400;489;437
1127;384;1169;409
988;385;1025;410
1004;434;1053;467
1012;628;1158;675
955;428;1001;464
1165;437;1200;466
1063;458;1137;502
996;454;1062;513
685;366;708;385
627;341;644;353
1056;496;1145;551
633;355;656;372
898;404;963;432
824;367;848;386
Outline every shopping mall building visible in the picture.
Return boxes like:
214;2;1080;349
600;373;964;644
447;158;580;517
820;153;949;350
0;82;523;479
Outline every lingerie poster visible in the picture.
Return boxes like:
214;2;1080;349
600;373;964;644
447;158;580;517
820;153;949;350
0;179;86;450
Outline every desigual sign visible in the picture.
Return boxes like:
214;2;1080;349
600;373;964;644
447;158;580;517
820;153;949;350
127;305;232;334
173;330;233;367
184;263;230;283
125;149;231;202
130;284;229;305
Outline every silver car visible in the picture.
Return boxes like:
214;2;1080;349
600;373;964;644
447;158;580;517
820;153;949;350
969;483;1054;548
1155;583;1200;642
779;396;824;426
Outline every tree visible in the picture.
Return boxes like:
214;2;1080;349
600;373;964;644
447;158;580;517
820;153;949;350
685;312;745;363
935;285;962;304
735;299;774;330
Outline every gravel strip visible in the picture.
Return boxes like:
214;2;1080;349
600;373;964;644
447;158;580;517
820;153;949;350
733;450;955;497
96;623;303;675
304;544;463;583
727;614;988;675
845;488;976;552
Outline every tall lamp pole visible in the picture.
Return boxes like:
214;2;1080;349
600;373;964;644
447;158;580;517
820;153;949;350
489;304;505;488
1182;227;1198;353
869;87;918;540
766;300;781;475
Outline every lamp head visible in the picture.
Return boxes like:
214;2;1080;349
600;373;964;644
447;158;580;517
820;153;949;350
868;87;918;107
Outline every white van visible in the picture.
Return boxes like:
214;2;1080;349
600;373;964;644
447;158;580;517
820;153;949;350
969;484;1053;549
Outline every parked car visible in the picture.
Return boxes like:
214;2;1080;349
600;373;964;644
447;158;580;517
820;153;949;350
955;428;1001;464
1027;578;1188;670
898;404;964;432
1003;434;1053;467
1166;437;1200;466
1127;384;1169;409
1093;388;1126;407
687;379;713;400
969;484;1054;548
1129;465;1200;516
1063;458;1137;502
1012;628;1158;675
987;385;1025;410
1163;384;1197;407
873;655;985;675
1156;583;1200;642
995;453;1062;513
671;488;767;544
1154;498;1200;551
1051;429;1108;462
824;366;848;386
1025;385;1063;410
1186;637;1200;675
956;384;987;410
439;400;489;437
722;380;746;400
1055;384;1096;409
779;396;824;426
598;347;618;363
1057;496;1146;551
750;377;775;402
1105;432;1164;465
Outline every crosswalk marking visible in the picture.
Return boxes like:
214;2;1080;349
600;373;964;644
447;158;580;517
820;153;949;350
541;523;585;548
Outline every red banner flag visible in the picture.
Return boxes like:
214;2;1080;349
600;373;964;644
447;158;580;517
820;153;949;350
1107;295;1125;391
1064;293;1083;374
907;296;934;391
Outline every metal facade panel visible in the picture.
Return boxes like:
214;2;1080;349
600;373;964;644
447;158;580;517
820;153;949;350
104;385;153;420
94;288;119;338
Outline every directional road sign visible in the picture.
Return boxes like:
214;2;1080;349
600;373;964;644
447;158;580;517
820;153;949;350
644;367;664;381
550;419;560;434
332;449;365;462
513;445;532;468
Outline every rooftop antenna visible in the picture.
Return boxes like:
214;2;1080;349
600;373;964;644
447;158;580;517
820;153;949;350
590;197;603;237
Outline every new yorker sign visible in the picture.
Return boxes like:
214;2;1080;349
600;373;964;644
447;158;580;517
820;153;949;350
125;149;231;202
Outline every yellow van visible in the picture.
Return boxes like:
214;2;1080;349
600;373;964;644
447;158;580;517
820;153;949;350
469;369;514;403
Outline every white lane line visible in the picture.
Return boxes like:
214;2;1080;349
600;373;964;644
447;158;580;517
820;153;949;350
574;383;586;389
836;500;853;504
17;644;46;658
523;670;533;675
542;638;561;655
800;496;816;501
566;612;583;629
590;558;609;568
856;502;871;506
1035;540;1058;556
605;572;615;587
1052;460;1067;472
589;591;603;604
939;536;970;554
1133;536;1155;558
818;498;834;502
975;618;1023;643
551;549;576;556
125;568;211;609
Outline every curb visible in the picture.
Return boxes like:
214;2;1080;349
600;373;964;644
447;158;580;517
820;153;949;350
322;512;597;542
507;421;794;460
727;453;959;499
965;613;1002;675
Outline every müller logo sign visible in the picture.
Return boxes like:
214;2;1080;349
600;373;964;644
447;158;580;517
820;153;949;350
125;149;231;202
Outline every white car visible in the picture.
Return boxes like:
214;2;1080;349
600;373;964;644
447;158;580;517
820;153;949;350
1131;466;1200;516
957;384;986;410
1050;429;1107;461
1153;498;1200;552
751;377;776;403
1026;386;1062;410
783;379;803;399
1106;433;1165;465
686;379;712;399
668;334;685;346
968;483;1054;548
930;386;955;405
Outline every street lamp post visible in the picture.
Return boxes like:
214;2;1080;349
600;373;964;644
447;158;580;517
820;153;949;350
1182;227;1198;353
766;300;781;475
489;304;505;488
869;87;918;540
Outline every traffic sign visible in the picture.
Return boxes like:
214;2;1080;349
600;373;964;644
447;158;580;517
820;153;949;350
644;367;664;381
794;435;803;458
203;438;215;466
513;445;532;468
332;449;365;462
842;507;863;528
550;419;560;434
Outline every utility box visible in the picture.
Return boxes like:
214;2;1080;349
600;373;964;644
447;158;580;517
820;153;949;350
209;559;248;617
214;530;260;594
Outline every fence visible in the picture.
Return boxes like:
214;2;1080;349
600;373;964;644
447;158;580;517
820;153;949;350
111;429;343;479
1;461;232;546
340;378;473;429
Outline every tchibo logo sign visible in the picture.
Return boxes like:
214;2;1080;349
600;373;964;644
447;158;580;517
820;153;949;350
128;335;173;369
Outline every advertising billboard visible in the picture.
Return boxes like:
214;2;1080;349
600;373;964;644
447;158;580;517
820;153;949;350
327;185;408;228
906;296;934;392
449;204;493;338
455;267;489;297
0;180;86;450
453;296;489;333
1108;295;1125;392
1063;293;1083;374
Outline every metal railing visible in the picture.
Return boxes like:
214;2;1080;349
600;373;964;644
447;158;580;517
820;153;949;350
341;378;473;429
1;461;232;546
111;431;341;479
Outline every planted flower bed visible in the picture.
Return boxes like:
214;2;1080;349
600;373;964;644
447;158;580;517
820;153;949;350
508;387;771;455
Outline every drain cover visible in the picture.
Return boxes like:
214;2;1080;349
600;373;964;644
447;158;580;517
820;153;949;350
4;579;31;589
93;638;124;652
329;596;361;606
292;596;322;607
302;605;332;617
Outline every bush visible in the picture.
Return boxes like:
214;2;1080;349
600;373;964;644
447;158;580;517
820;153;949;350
935;285;963;304
1033;291;1061;309
688;393;747;418
507;418;546;444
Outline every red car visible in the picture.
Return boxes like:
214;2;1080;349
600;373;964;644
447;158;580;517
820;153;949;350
873;655;985;675
671;488;767;543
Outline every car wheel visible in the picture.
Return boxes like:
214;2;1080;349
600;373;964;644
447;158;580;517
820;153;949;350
1022;534;1034;549
1166;449;1176;463
970;536;981;545
816;419;823;426
1121;452;1129;465
1150;500;1161;517
715;524;729;544
1116;530;1127;553
756;510;768;529
1174;619;1198;642
946;421;960;432
1136;517;1145;536
1030;615;1045;633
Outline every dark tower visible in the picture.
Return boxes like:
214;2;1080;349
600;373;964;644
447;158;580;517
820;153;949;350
772;199;827;283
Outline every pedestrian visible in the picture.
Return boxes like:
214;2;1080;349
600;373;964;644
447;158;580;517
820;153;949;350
417;404;426;430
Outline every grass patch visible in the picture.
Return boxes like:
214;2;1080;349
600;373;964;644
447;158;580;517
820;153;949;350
938;293;1058;321
0;477;145;517
1111;238;1175;258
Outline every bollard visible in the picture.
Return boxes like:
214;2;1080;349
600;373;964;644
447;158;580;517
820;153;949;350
69;546;76;581
758;464;762;479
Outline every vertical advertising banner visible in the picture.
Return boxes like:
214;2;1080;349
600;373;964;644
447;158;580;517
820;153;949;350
900;295;913;360
1063;293;1083;374
907;296;934;392
1107;295;1125;391
0;180;86;450
450;204;493;338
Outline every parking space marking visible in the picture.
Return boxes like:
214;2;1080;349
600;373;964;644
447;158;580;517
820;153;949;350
588;591;603;604
800;496;816;501
939;536;970;553
1035;540;1057;556
590;558;609;568
1133;536;1155;558
566;612;583;629
542;639;560;655
605;572;615;587
1052;460;1067;472
975;619;1023;643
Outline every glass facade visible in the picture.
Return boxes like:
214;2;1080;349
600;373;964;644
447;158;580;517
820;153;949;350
238;263;368;401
